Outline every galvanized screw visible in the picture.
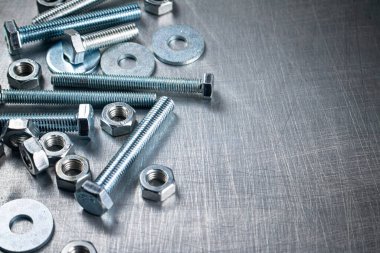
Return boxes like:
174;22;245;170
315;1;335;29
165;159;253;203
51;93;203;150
52;73;214;99
33;0;107;24
63;23;139;64
3;4;141;55
75;96;175;216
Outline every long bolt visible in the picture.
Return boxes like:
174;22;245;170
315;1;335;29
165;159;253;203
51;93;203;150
3;4;141;55
52;72;214;99
75;96;175;216
63;23;139;64
33;0;107;24
0;89;156;108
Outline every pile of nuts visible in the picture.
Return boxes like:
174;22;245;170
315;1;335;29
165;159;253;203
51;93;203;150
0;0;214;252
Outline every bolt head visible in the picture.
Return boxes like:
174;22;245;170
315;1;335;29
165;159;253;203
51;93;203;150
145;0;173;16
3;20;21;55
201;73;214;99
62;29;86;64
77;104;94;139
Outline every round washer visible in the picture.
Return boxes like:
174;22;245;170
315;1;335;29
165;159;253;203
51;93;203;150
0;199;54;253
101;42;155;76
47;41;100;74
61;240;97;253
152;24;205;66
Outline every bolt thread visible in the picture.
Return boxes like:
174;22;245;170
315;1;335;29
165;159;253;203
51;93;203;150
95;96;175;195
0;89;156;108
19;4;141;44
82;23;139;51
33;0;107;24
52;73;202;94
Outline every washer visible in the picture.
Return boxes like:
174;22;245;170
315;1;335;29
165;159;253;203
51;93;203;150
0;199;54;253
101;42;155;76
46;41;100;74
152;24;205;66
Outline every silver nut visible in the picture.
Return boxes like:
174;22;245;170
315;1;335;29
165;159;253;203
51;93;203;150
145;0;173;15
36;0;66;13
100;102;137;137
1;119;40;150
3;20;21;55
39;132;74;164
139;165;176;202
77;104;94;138
19;137;49;175
0;142;4;157
61;240;97;253
56;155;92;192
62;29;86;64
7;59;42;90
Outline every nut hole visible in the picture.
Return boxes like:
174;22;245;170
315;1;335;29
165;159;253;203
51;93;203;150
168;35;188;51
9;134;31;148
108;105;128;122
147;169;168;187
44;135;66;152
62;159;84;176
13;62;34;77
68;245;90;253
9;215;33;234
117;54;137;69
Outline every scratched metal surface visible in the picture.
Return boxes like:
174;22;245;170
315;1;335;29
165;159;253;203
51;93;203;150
0;0;380;252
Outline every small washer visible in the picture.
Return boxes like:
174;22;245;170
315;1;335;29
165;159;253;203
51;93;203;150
101;42;155;76
47;41;100;74
61;240;97;253
0;199;54;253
152;24;205;66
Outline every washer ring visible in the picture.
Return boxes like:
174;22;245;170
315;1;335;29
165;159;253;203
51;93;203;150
101;42;155;76
152;25;205;66
0;199;54;253
46;41;100;74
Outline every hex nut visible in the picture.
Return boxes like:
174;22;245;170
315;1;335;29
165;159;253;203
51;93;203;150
61;240;97;253
36;0;66;13
139;165;176;202
56;155;92;192
77;104;95;138
1;119;40;150
19;137;49;176
39;132;74;164
62;29;86;64
100;102;137;137
145;0;173;15
7;59;42;90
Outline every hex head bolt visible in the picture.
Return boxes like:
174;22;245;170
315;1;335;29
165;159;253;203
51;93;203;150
75;96;175;216
3;4;141;55
52;73;214;99
63;23;139;64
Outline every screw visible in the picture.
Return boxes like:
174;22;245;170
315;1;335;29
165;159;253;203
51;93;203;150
33;0;107;24
0;89;157;108
52;72;214;99
3;4;141;55
63;23;139;64
0;104;94;138
75;96;175;216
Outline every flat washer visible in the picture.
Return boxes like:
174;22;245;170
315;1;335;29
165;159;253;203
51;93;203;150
0;199;54;253
46;41;100;74
101;42;155;76
152;24;205;66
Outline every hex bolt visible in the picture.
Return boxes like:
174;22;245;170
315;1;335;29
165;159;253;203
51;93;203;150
0;89;157;108
0;104;94;138
3;4;141;55
33;0;106;24
52;73;214;99
75;96;175;216
63;23;139;64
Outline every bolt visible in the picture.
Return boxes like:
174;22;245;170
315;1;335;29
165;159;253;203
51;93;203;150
52;73;214;99
75;96;175;216
3;4;141;55
0;104;94;138
0;89;157;108
63;23;139;64
33;0;107;24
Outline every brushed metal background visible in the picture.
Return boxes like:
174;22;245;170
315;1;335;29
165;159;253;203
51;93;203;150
0;0;380;252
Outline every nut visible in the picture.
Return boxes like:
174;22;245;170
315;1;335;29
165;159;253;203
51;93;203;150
36;0;66;13
39;132;74;164
145;0;173;15
100;102;137;137
139;165;176;201
3;20;21;55
77;104;95;138
61;240;97;253
1;119;40;150
0;142;4;157
201;73;214;99
56;155;92;192
19;137;49;175
7;58;42;90
62;29;86;64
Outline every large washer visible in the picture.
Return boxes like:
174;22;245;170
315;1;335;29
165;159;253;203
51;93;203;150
0;199;54;253
101;42;156;76
152;24;205;66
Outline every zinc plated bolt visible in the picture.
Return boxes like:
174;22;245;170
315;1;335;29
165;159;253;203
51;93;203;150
3;4;141;55
52;73;214;99
75;96;175;216
63;23;139;64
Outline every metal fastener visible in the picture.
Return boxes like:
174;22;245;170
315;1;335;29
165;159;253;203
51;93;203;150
36;0;66;13
75;96;175;216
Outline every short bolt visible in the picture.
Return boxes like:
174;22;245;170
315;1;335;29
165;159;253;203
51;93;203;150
63;23;139;64
52;73;214;99
3;4;141;55
75;96;175;216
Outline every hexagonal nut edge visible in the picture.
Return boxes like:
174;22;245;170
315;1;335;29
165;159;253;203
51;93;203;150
1;119;40;150
7;58;42;90
145;0;173;15
100;102;137;137
19;137;49;175
39;132;74;164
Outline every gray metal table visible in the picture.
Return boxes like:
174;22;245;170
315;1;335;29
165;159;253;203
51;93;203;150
1;0;380;252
